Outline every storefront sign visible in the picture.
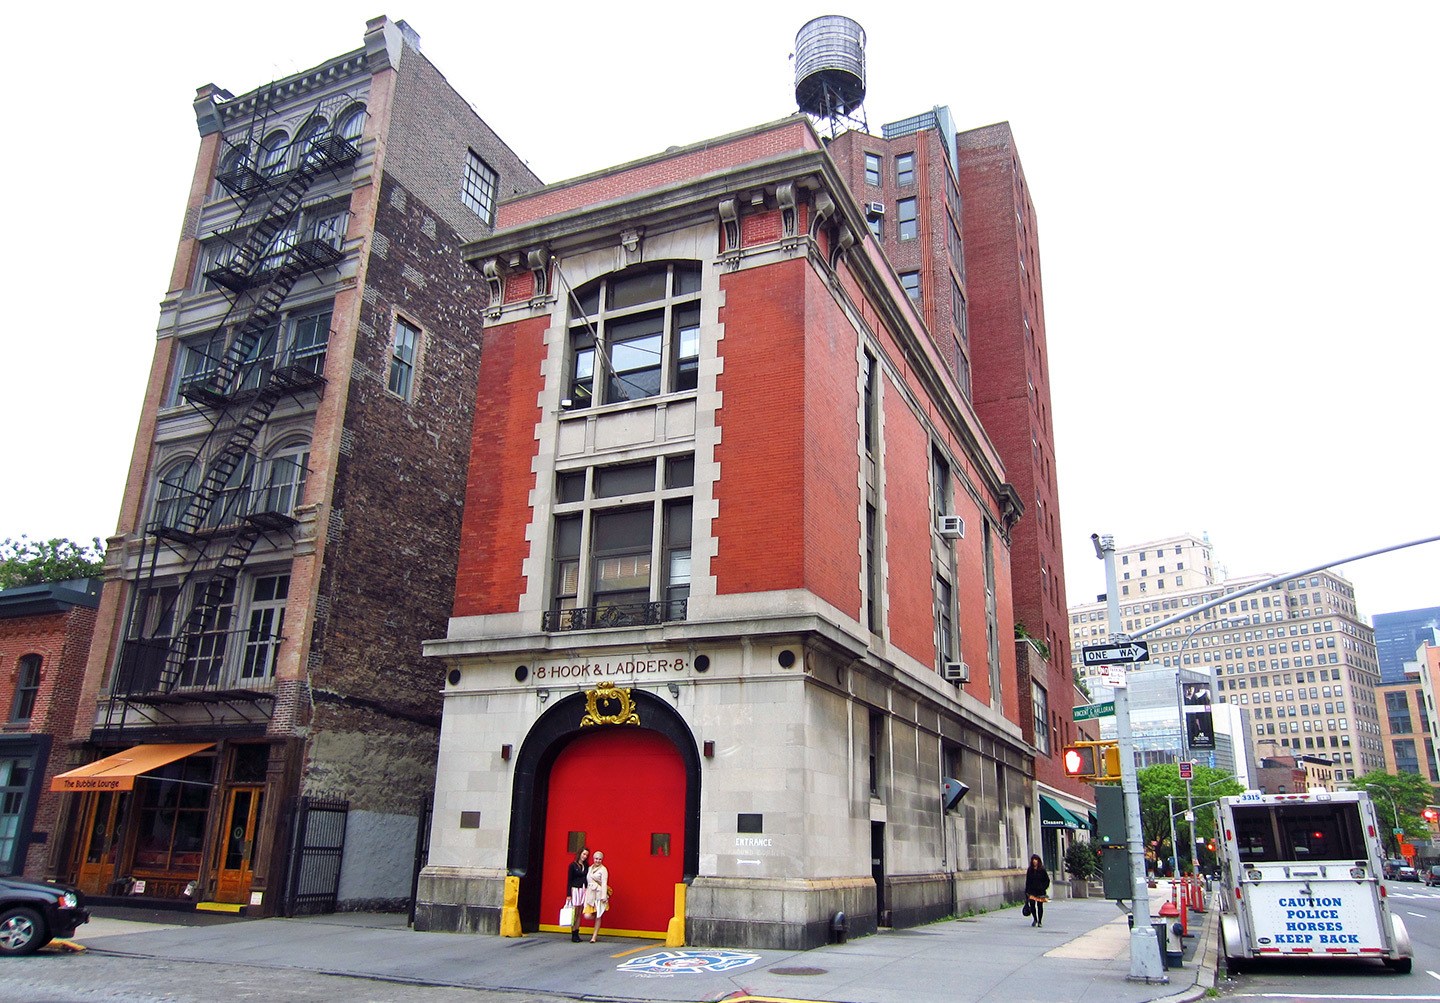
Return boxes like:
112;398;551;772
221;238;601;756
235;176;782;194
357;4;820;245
532;656;690;681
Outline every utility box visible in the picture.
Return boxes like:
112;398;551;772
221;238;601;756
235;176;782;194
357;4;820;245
1096;786;1133;899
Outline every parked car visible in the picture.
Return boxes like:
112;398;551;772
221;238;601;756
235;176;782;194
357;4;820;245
1424;865;1440;887
0;877;89;956
1383;858;1406;879
1397;865;1420;882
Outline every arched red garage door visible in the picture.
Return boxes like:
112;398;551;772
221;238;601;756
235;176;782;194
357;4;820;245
543;728;685;936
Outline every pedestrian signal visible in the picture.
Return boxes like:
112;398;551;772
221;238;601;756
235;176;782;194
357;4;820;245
1061;741;1121;780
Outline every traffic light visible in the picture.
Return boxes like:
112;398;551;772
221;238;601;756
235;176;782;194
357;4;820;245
1423;806;1439;826
1061;741;1121;780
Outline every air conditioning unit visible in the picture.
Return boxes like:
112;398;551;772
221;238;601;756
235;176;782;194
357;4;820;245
937;515;965;539
942;661;970;683
866;201;886;217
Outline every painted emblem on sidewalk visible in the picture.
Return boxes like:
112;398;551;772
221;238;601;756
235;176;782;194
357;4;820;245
618;948;761;975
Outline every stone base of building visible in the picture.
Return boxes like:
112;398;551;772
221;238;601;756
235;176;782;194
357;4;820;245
413;865;506;935
414;866;1027;947
685;876;876;949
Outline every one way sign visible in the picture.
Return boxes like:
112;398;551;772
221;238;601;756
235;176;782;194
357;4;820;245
1080;641;1150;666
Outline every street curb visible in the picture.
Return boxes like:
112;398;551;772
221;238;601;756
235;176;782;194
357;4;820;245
1147;892;1221;1003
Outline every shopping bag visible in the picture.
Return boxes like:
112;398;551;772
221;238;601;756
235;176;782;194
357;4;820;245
1022;900;1033;917
559;903;575;927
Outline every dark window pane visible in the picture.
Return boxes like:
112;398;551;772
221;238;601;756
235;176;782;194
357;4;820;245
557;471;586;503
593;508;652;553
665;455;694;489
674;264;702;296
608;268;668;310
555;515;582;558
596;463;655;498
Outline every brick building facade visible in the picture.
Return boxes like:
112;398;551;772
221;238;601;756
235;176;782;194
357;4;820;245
828;113;1092;871
50;18;539;914
0;580;99;876
417;116;1035;949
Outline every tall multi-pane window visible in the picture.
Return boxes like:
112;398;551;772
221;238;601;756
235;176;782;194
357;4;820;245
241;575;289;681
549;455;694;628
0;756;33;873
931;447;951;517
897;198;918;240
896;152;915;186
864;153;881;186
388;317;419;399
936;577;954;663
865;503;881;634
10;655;41;722
1032;683;1050;755
461;150;498;223
566;262;701;409
862;351;878;456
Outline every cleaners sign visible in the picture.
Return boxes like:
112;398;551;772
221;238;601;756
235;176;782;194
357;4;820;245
1249;890;1382;951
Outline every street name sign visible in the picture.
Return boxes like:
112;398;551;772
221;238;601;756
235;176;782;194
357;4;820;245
1080;641;1151;665
1073;701;1116;721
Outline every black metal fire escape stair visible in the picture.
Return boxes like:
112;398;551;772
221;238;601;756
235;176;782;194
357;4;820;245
107;125;357;733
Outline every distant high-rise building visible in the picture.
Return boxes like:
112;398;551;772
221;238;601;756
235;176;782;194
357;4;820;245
1068;537;1384;784
1373;607;1440;683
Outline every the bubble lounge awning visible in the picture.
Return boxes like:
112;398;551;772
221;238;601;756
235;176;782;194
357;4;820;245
50;742;214;792
1039;793;1086;829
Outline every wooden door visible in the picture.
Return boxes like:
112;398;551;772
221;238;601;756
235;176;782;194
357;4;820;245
213;786;264;904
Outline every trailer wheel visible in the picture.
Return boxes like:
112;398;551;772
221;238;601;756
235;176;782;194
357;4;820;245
1385;957;1413;974
1225;955;1246;976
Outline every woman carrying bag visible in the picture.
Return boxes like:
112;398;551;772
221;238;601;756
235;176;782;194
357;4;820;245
564;847;589;942
1024;854;1051;927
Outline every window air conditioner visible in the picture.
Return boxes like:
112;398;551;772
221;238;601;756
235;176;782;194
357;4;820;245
866;201;886;217
937;515;965;539
942;661;970;683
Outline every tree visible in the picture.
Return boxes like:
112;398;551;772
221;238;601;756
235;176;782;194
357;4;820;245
1064;838;1100;880
1350;769;1436;854
1136;763;1244;871
0;536;105;589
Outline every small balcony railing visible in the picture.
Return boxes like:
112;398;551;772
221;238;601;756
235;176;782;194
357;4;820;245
542;599;687;632
115;626;283;699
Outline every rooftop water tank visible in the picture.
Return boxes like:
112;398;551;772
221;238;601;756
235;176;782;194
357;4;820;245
794;15;867;118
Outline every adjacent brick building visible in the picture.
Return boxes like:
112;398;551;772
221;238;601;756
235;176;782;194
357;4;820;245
829;112;1092;871
0;579;100;876
50;18;539;913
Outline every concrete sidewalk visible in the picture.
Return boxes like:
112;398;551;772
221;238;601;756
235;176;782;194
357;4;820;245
68;886;1217;1003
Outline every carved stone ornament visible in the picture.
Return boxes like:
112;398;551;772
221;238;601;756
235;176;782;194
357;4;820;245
580;680;641;728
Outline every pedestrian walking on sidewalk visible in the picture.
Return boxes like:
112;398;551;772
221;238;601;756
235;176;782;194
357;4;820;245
1025;855;1050;928
567;847;589;942
584;850;611;943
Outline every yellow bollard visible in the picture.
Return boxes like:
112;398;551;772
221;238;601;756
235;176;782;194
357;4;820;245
664;882;686;946
500;875;524;938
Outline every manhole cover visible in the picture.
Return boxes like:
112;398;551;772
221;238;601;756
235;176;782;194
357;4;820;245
768;966;828;976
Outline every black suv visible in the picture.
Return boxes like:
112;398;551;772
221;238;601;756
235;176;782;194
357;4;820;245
0;876;89;955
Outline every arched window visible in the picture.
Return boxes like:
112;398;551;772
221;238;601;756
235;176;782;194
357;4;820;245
204;451;257;529
152;458;201;531
255;439;310;516
258;130;289;177
291;116;329;169
565;262;701;409
336;104;366;145
10;655;41;722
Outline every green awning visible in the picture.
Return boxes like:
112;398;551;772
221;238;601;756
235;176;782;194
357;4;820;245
1088;810;1099;832
1040;794;1084;830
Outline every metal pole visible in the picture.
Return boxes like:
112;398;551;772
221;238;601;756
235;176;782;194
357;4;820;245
1167;794;1180;879
1185;776;1197;874
1095;533;1166;982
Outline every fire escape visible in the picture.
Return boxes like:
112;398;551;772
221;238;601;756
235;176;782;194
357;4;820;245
105;99;360;740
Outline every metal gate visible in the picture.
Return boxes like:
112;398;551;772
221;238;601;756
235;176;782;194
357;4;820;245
408;801;432;926
284;796;348;916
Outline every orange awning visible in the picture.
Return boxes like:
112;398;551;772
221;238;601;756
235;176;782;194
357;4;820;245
50;742;214;793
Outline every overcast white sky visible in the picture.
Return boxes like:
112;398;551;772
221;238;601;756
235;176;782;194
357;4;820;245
5;2;1436;622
